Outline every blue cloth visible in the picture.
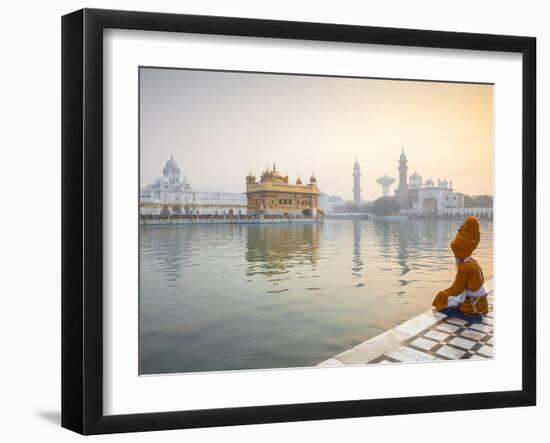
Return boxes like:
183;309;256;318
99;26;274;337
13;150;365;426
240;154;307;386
441;307;483;324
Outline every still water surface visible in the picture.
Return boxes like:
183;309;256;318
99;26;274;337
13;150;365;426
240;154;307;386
140;219;493;374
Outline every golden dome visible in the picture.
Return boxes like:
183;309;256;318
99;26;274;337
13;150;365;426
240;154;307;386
260;163;289;184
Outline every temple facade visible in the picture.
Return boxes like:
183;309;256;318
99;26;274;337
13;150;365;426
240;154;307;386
391;148;467;216
140;155;246;216
413;179;465;216
245;164;321;218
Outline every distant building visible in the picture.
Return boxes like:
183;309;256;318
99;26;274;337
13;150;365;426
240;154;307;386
376;174;395;197
409;171;422;189
387;148;467;216
414;179;464;216
319;193;344;215
245;164;320;217
323;159;372;216
352;157;362;203
140;155;246;216
397;147;409;207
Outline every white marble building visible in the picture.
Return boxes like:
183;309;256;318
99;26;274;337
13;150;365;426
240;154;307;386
392;149;470;217
413;178;465;215
140;155;246;216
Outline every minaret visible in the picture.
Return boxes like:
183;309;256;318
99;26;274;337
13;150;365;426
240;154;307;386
397;146;409;207
353;157;361;203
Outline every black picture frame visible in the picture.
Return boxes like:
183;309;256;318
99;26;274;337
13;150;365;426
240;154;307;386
61;8;536;435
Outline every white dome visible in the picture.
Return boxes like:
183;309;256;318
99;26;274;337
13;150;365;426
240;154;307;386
409;171;422;189
162;154;181;180
165;157;178;168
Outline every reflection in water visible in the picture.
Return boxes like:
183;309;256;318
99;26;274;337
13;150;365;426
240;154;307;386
397;221;410;278
351;220;363;279
245;224;320;279
140;220;493;374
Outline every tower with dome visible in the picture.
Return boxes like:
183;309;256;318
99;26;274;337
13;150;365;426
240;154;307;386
383;148;466;216
352;157;362;203
397;147;409;207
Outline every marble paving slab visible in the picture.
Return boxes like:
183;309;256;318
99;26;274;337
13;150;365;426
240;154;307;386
317;279;494;367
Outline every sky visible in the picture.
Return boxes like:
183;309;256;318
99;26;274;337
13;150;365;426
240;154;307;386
140;67;493;201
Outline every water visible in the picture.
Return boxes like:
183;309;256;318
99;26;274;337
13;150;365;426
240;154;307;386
139;219;493;374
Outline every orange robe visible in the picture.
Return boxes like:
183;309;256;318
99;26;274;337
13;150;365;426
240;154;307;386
432;258;488;315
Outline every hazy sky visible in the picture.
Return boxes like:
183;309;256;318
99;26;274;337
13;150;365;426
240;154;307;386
140;67;493;201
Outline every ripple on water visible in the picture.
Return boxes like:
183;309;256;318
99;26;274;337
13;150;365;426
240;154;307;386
266;288;290;294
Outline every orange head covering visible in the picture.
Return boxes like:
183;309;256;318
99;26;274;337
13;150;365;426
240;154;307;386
451;216;480;260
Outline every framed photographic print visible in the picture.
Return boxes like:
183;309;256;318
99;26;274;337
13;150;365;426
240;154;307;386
61;8;536;435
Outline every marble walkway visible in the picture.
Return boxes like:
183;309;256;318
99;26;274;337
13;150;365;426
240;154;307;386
318;279;494;366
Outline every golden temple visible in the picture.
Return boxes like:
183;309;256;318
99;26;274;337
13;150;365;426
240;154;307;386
245;163;321;218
